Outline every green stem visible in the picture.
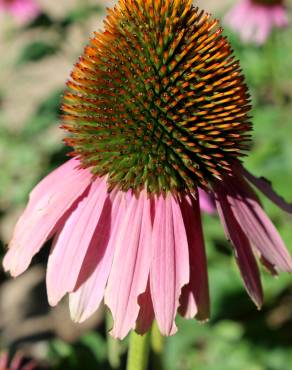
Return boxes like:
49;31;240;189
151;321;165;370
266;31;284;107
126;331;151;370
106;312;121;369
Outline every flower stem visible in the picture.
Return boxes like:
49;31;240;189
126;331;151;370
106;312;121;369
151;321;165;370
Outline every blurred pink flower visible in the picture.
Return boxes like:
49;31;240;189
0;352;37;370
0;0;40;24
3;158;292;339
224;0;288;44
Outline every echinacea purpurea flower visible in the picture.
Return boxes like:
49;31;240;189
224;0;288;45
3;0;292;339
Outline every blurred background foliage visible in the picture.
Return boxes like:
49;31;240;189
0;0;292;369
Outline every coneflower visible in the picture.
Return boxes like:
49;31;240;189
3;0;292;340
224;0;288;45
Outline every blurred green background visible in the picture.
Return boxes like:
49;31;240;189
0;0;292;369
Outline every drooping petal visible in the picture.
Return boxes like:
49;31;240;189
241;167;292;213
254;7;272;45
104;191;152;339
179;193;210;321
3;159;91;277
224;0;250;33
135;281;154;335
220;175;292;272
198;188;216;215
215;189;263;308
150;194;189;336
0;353;8;369
69;190;126;323
10;353;23;370
46;177;108;306
272;5;288;27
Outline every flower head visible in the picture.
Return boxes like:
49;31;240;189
224;0;288;45
0;0;40;24
3;0;292;339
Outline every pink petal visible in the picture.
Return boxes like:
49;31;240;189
0;353;8;369
198;188;216;215
179;193;210;321
150;194;189;336
271;5;288;27
220;175;292;272
104;191;152;339
3;159;91;277
69;190;126;323
215;188;263;308
224;0;251;32
254;7;272;45
135;281;154;335
46;177;108;306
10;353;23;370
242;167;292;213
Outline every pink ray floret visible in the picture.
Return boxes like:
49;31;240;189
224;0;288;45
3;158;292;339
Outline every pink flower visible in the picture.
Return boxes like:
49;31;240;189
0;352;37;370
224;0;288;45
0;0;40;24
3;0;292;339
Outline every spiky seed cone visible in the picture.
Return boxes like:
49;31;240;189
62;0;252;193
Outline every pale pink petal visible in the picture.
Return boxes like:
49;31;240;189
179;193;210;321
241;4;263;44
224;0;257;42
105;191;152;339
46;177;108;306
272;5;288;27
10;353;22;370
135;281;154;335
3;159;91;277
198;188;216;215
69;190;126;323
241;167;292;213
150;194;189;336
254;8;272;45
215;188;263;308
220;175;292;272
224;0;251;32
0;353;8;369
